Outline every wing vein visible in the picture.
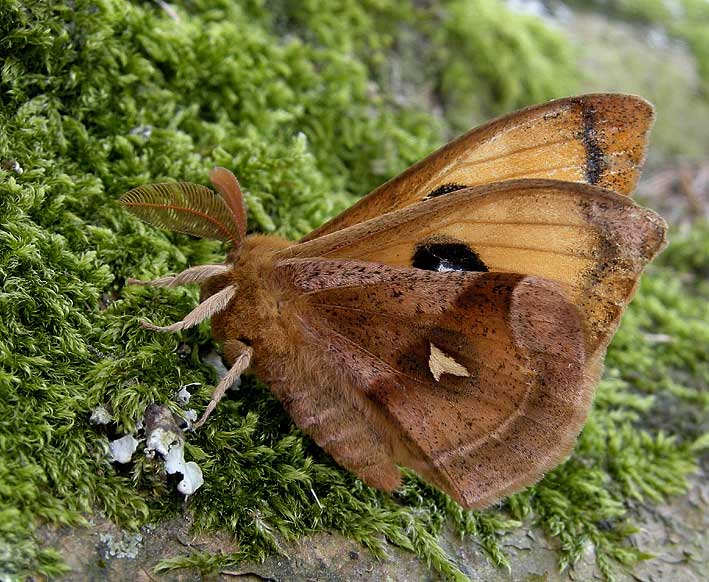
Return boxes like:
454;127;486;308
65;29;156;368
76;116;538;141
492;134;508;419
445;136;574;171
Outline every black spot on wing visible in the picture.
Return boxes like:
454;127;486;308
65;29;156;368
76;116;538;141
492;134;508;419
412;240;488;273
581;106;605;185
424;183;468;200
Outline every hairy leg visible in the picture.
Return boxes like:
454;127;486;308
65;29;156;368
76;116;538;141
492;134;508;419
141;284;238;333
194;342;253;428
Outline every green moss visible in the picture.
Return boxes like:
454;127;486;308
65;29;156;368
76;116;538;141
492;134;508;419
267;0;580;130
0;1;707;581
432;0;579;129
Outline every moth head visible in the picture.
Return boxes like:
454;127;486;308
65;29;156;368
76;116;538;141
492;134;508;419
120;167;248;261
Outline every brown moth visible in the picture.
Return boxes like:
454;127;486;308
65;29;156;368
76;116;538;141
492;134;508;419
121;94;667;508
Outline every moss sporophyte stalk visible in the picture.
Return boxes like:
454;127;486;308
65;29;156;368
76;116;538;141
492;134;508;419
0;1;706;581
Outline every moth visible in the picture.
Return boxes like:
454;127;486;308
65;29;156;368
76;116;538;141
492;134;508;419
121;94;667;508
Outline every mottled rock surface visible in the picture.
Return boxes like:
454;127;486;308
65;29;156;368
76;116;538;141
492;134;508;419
38;469;707;581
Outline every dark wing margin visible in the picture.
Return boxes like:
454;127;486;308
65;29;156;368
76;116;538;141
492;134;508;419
302;93;654;241
275;258;596;508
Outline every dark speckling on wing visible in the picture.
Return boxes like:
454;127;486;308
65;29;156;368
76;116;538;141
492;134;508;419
580;105;606;185
273;257;593;508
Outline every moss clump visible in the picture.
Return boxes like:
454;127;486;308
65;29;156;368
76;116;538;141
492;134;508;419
432;0;578;129
0;1;706;581
268;0;579;130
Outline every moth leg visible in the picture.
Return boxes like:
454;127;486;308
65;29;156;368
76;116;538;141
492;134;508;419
194;343;253;428
127;264;229;288
141;284;237;333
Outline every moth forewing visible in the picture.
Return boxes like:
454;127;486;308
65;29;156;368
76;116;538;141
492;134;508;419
303;93;654;241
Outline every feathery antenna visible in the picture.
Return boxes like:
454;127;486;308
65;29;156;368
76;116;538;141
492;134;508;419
120;172;247;246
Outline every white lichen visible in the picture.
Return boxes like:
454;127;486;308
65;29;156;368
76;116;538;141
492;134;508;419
108;435;139;464
145;426;180;457
144;406;204;496
128;124;152;139
1;159;23;174
99;532;143;559
165;446;204;495
175;385;195;404
177;463;204;495
90;405;113;425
